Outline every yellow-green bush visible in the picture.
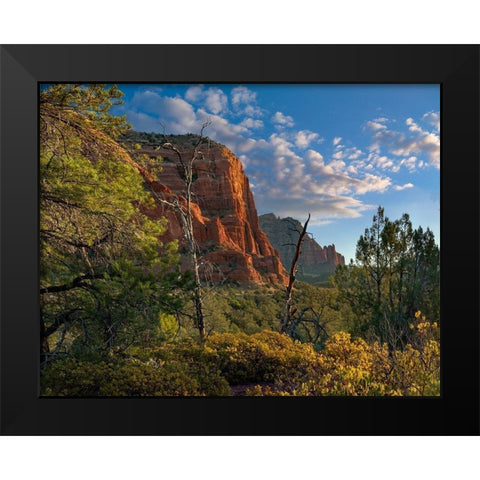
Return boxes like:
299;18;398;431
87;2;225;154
247;321;440;396
205;331;321;385
129;331;317;386
42;317;439;397
41;356;230;396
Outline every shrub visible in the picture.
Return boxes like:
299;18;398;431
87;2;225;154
42;321;439;397
41;356;230;397
205;330;321;385
247;323;440;396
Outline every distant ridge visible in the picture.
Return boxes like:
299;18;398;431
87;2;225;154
258;213;345;285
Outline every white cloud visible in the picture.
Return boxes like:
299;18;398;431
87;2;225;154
119;87;403;224
195;109;250;149
129;89;163;115
394;183;414;191
422;111;440;131
328;159;346;173
124;91;251;154
255;190;374;221
245;131;394;220
295;130;319;149
231;86;263;117
161;96;196;121
124;90;390;223
354;174;392;194
399;156;418;172
391;133;439;168
269;133;297;157
243;104;264;117
369;115;440;169
244;127;394;221
370;154;394;170
347;148;363;160
305;149;324;164
365;120;388;131
406;117;423;133
239;118;264;129
124;93;200;134
377;157;394;169
184;85;229;115
204;87;228;115
332;150;344;160
271;111;294;127
185;85;204;102
231;86;257;107
122;110;161;132
158;96;198;132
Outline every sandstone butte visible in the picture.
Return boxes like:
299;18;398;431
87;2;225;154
47;113;286;285
135;142;289;285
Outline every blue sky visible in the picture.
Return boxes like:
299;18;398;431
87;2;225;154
112;84;440;263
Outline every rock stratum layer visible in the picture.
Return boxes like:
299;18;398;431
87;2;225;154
258;213;345;284
134;139;288;285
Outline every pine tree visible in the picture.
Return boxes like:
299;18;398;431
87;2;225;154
40;84;185;364
333;206;439;348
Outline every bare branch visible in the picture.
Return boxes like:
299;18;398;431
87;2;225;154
282;214;311;333
40;274;104;295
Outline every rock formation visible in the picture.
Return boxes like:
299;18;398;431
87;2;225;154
131;137;288;285
258;213;345;284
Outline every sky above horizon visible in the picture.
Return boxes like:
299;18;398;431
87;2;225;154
112;83;440;263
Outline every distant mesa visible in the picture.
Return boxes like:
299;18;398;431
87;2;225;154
258;213;345;285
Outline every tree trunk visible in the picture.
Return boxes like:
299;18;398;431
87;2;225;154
191;248;206;341
40;314;50;366
161;129;209;343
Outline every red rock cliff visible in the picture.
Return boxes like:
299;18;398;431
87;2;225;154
137;141;288;285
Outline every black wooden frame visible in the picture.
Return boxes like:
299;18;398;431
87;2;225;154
1;45;478;435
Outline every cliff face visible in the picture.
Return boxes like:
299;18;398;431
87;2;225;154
258;213;345;283
137;141;288;285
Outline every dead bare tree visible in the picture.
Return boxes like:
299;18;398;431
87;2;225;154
127;122;213;342
156;122;212;342
281;213;330;347
282;213;310;333
287;307;329;345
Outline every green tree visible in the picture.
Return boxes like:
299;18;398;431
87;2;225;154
40;84;185;364
333;206;439;348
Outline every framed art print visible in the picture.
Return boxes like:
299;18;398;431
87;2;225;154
1;45;479;435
